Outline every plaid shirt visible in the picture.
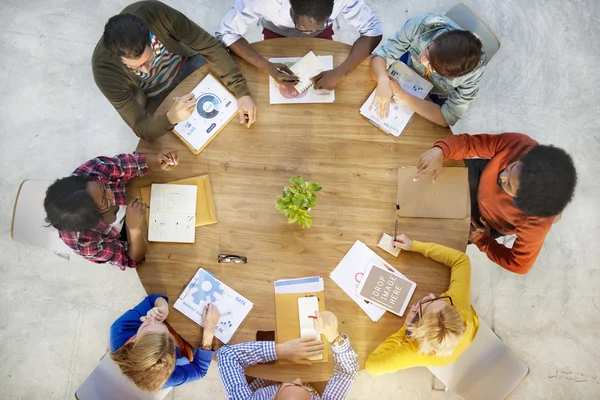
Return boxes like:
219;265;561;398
58;153;150;270
217;338;359;400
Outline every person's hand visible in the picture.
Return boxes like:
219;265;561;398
140;304;169;323
157;150;179;171
313;310;340;343
469;217;490;242
275;337;324;366
125;198;148;231
404;301;420;326
166;93;196;124
202;303;220;333
312;69;344;90
414;147;444;182
267;63;300;87
370;78;394;119
236;95;257;128
392;234;414;251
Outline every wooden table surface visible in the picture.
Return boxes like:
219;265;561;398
130;38;469;382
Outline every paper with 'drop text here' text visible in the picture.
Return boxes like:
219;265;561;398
355;263;416;317
148;184;197;243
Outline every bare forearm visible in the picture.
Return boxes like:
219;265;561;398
202;329;215;348
154;296;168;309
370;55;388;81
229;38;271;72
127;228;147;262
337;35;382;76
145;153;163;172
399;92;448;127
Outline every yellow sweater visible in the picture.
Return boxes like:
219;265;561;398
365;241;479;375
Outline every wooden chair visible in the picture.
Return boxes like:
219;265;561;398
11;179;73;259
428;317;529;399
446;3;501;66
75;353;171;400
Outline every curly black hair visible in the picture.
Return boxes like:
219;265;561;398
290;0;334;23
103;14;150;59
44;176;101;232
515;145;577;217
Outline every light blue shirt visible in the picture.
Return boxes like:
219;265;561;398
216;0;382;47
372;14;485;126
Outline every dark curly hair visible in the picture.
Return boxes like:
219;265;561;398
290;0;334;23
428;30;483;78
103;14;150;59
44;176;101;232
515;145;577;217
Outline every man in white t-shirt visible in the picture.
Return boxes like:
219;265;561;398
216;0;382;90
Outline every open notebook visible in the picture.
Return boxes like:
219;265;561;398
269;52;335;104
147;184;197;243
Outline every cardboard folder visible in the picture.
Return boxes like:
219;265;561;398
139;175;218;227
274;292;329;364
396;166;469;219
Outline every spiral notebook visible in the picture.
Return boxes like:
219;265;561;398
269;53;335;104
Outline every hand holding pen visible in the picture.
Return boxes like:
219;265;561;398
269;62;300;87
158;150;179;170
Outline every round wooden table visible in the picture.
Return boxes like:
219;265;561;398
130;38;469;382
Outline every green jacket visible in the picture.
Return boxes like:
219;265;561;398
92;1;250;140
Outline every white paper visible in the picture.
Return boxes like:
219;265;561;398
360;61;433;137
174;74;238;152
274;276;324;294
174;268;254;344
269;55;335;104
330;240;409;322
148;184;197;243
290;51;325;92
297;297;323;361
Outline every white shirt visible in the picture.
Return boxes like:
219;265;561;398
110;205;127;233
216;0;382;47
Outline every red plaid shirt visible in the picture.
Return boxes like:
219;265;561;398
58;153;151;270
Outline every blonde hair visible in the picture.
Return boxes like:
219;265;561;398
409;304;465;357
110;332;176;392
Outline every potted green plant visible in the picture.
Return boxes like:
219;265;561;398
276;176;322;228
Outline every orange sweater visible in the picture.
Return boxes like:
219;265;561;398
435;133;554;274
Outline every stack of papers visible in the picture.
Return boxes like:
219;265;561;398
360;61;433;137
274;276;324;294
269;54;335;104
330;240;415;322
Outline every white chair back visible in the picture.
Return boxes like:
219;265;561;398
446;3;501;66
11;179;73;258
428;317;529;399
75;353;171;400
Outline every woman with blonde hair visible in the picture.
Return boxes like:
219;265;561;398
110;294;219;391
366;234;478;374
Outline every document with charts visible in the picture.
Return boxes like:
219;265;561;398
269;52;335;104
174;268;254;344
147;184;197;243
360;61;433;137
173;74;238;155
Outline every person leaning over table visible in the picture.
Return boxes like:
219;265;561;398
216;0;382;90
218;311;359;399
93;0;257;141
370;13;485;127
44;151;179;270
110;294;220;391
366;234;478;374
414;132;577;274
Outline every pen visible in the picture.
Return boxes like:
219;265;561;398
277;67;293;76
396;191;400;210
308;315;318;319
393;219;398;246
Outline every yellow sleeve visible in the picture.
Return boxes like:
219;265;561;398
411;241;471;310
366;326;423;375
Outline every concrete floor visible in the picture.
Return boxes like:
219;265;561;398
1;0;599;399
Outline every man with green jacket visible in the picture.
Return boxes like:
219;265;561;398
92;1;256;141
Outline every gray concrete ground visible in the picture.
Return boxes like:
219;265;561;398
1;0;599;399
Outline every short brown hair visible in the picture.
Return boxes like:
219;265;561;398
110;332;176;392
428;30;483;78
409;303;465;356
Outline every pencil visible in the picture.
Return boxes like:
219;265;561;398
393;219;398;247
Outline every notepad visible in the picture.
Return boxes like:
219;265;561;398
290;51;325;93
377;233;401;257
147;184;197;243
269;55;335;104
355;263;416;317
297;296;323;361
